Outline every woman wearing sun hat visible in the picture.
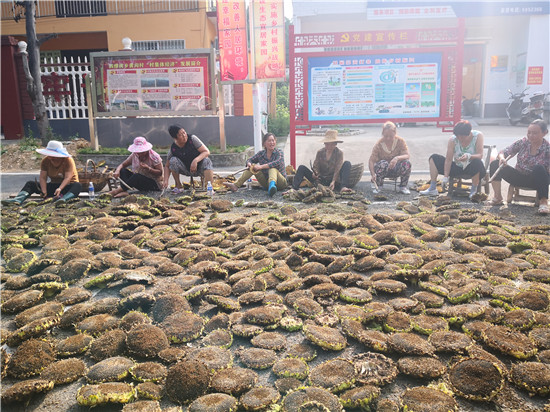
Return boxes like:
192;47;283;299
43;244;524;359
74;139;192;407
108;136;164;198
289;129;352;192
2;140;82;205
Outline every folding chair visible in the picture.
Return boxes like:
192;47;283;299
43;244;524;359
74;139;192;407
448;145;495;196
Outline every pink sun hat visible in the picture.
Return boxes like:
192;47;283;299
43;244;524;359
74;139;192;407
128;136;152;153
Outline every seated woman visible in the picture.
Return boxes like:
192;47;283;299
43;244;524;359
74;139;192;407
289;129;352;193
224;132;287;196
420;120;485;199
2;140;81;206
487;119;549;214
164;125;214;193
108;136;163;198
369;121;412;194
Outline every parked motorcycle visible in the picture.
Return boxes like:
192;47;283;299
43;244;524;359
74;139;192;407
462;93;480;117
506;88;549;125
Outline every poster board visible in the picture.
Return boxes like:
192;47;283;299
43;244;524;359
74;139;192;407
307;52;442;121
288;23;465;166
90;49;216;117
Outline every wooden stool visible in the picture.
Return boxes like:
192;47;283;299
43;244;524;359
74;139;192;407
507;185;539;206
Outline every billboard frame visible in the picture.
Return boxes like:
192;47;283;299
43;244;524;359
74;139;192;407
288;21;465;166
90;48;217;118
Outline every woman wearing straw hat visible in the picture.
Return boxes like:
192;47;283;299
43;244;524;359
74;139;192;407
3;140;82;206
108;136;164;198
369;121;412;194
289;129;352;192
223;132;287;196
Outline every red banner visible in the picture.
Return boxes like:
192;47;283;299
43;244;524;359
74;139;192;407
253;0;285;81
527;66;543;85
218;0;248;81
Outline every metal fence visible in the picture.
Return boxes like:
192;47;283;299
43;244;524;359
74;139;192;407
1;0;200;20
41;56;91;120
37;56;235;120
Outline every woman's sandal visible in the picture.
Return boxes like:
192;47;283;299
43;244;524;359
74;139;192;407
485;198;504;206
538;205;549;215
222;182;239;192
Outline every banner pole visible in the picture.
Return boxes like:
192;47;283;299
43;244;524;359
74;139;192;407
249;1;261;152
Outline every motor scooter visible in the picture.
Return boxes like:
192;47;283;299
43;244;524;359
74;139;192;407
462;93;480;117
506;88;549;125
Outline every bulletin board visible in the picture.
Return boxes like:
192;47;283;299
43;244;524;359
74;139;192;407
288;22;466;166
90;49;217;117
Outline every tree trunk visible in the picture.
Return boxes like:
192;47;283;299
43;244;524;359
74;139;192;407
24;1;50;145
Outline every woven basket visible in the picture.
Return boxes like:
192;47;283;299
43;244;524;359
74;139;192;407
348;163;364;188
78;159;110;192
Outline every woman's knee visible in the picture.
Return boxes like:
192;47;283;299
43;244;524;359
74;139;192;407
71;182;82;193
489;159;499;175
533;164;549;178
471;158;486;175
398;159;412;169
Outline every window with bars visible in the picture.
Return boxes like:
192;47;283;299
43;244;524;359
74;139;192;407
54;0;107;17
132;40;186;51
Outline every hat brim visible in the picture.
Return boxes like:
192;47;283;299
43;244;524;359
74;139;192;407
36;148;70;158
322;138;343;144
128;143;152;153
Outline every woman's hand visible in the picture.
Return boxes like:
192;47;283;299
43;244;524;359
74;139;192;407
190;159;198;173
498;155;508;166
252;163;262;173
54;187;62;198
329;181;335;191
113;167;121;179
389;157;398;169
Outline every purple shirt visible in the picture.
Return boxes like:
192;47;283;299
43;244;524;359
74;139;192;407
502;137;550;174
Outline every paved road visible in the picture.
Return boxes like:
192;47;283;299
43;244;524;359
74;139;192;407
0;118;531;199
285;118;524;175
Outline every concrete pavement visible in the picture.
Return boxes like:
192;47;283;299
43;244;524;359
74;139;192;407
284;118;525;181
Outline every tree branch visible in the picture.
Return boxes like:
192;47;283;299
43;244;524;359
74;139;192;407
37;33;58;46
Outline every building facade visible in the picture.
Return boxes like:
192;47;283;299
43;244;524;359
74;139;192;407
1;0;255;146
292;0;550;119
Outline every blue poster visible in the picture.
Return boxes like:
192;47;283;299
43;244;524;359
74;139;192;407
308;53;442;121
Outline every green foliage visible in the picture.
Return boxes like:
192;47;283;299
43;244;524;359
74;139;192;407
78;147;132;155
78;145;248;155
276;83;289;108
268;82;290;137
207;145;249;154
19;126;40;150
268;103;290;137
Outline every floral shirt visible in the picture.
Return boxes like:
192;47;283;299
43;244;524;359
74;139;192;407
370;135;409;163
247;148;286;178
502;137;550;175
